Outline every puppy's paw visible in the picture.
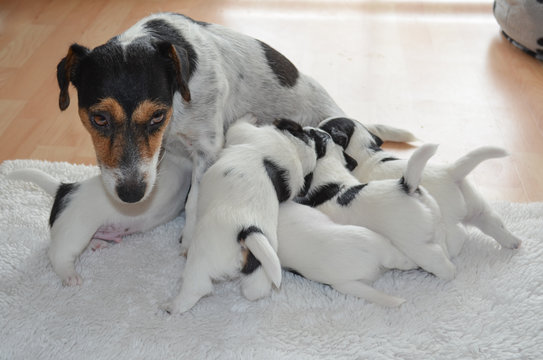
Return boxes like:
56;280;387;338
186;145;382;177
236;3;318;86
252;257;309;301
435;263;456;282
61;273;83;286
90;239;112;251
501;237;522;250
160;302;177;315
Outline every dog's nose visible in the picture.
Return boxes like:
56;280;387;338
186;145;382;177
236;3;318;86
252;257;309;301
116;180;147;203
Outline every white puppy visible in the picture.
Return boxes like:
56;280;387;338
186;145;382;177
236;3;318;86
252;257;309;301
297;128;456;280
319;117;522;257
277;201;417;307
162;116;317;315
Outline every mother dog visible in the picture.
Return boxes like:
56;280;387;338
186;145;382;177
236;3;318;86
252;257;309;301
10;13;414;285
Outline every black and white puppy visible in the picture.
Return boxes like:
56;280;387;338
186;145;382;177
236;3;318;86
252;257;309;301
319;117;522;257
297;128;456;280
277;201;416;307
162;116;316;315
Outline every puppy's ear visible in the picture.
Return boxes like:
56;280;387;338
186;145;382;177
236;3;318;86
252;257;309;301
273;119;309;143
309;129;329;159
57;43;90;111
329;128;349;149
156;42;191;102
343;152;358;171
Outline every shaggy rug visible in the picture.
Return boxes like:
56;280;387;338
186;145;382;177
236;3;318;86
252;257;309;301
0;160;542;360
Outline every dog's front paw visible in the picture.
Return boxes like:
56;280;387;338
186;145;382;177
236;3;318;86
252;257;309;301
61;273;83;286
501;237;522;250
160;301;185;315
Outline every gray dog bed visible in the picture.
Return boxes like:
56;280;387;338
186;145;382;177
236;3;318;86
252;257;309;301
493;0;543;60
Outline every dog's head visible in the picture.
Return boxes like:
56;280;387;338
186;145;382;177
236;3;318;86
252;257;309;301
273;119;317;176
305;126;358;171
318;117;383;158
56;40;191;203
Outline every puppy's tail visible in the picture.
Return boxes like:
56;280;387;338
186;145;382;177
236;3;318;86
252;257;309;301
365;124;419;143
241;228;282;288
448;146;508;182
400;143;438;195
6;169;60;196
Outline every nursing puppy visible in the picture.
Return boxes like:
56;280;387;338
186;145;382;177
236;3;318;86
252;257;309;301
297;129;455;280
278;201;417;307
162;117;316;315
319;117;522;257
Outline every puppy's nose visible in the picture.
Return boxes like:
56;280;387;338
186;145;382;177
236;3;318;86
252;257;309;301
116;180;146;203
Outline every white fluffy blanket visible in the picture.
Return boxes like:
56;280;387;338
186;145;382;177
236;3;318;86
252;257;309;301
1;160;542;360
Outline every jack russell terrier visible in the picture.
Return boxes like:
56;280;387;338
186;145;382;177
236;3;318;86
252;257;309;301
319;117;522;257
8;13;415;285
277;201;417;307
296;128;456;281
161;117;317;315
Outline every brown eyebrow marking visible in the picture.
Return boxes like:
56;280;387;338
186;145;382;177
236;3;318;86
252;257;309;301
88;97;126;127
132;100;170;126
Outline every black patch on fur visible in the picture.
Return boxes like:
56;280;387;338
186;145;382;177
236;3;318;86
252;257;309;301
319;118;355;149
238;226;264;275
380;157;400;163
297;172;313;197
259;41;299;87
49;183;79;227
144;18;198;81
337;184;366;206
307;128;330;159
295;183;342;207
370;132;384;147
263;158;291;202
399;176;420;195
343;152;358;171
274;119;310;144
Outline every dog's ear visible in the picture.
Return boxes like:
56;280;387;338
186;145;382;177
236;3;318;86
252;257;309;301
156;42;191;102
329;127;349;149
57;43;90;111
308;129;329;159
273;119;308;143
343;151;358;171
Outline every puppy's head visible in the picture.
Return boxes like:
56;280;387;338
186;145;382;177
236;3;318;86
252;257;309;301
56;40;191;203
273;119;317;176
304;127;358;171
318;117;383;157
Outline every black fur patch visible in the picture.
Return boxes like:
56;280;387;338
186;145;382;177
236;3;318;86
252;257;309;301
343;152;358;171
238;226;264;275
380;157;400;163
308;129;330;159
274;118;310;144
295;183;342;207
337;184;366;206
263;158;291;202
49;183;79;227
297;172;313;197
319;118;355;149
370;132;384;147
259;41;299;87
399;176;420;195
143;18;198;81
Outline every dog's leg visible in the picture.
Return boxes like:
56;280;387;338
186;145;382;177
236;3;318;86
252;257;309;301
179;161;204;253
161;254;214;315
461;182;521;249
332;280;406;307
241;267;273;301
445;222;469;258
401;243;456;281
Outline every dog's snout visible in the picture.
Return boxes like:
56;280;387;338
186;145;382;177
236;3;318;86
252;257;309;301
116;180;147;203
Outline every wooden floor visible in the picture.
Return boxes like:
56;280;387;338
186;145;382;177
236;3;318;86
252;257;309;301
0;0;542;202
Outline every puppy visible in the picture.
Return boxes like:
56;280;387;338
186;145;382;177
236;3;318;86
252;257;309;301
277;201;416;307
319;117;522;257
297;128;456;280
162;117;316;314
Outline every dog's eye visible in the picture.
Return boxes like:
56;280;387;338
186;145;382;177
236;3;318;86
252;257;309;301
150;112;165;126
91;113;109;127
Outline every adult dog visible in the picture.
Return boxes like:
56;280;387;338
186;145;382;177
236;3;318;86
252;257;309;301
9;13;415;285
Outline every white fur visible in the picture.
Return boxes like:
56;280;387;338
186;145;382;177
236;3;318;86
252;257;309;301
320;117;522;257
162;117;316;314
277;201;416;307
298;130;456;280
